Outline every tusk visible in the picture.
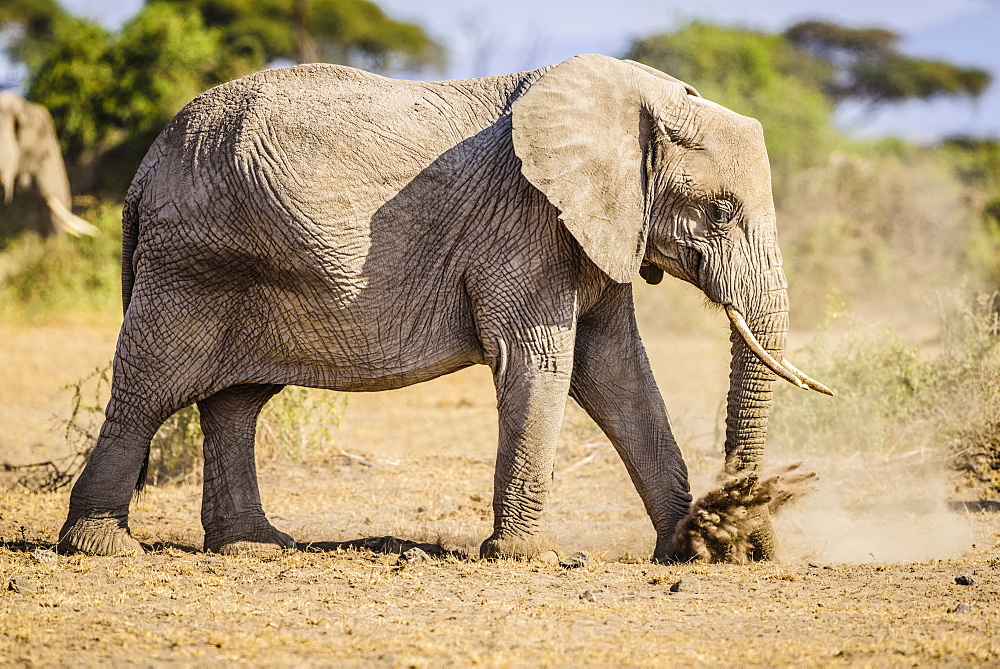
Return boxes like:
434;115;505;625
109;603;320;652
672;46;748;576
781;358;834;396
45;195;98;236
725;305;806;388
725;305;835;396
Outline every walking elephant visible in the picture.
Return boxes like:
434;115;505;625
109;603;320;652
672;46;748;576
59;54;830;561
0;91;96;236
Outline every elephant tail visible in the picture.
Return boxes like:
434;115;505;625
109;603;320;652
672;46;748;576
120;175;143;316
121;175;148;496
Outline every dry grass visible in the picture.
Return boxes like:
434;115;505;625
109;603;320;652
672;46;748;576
3;279;1000;665
2;455;999;666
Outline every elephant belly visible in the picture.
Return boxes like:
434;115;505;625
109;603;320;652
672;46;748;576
240;282;485;393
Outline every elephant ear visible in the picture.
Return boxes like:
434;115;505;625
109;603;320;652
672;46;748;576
511;53;692;283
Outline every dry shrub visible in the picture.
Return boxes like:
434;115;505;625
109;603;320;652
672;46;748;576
256;386;348;462
7;367;348;491
778;150;976;324
771;293;1000;487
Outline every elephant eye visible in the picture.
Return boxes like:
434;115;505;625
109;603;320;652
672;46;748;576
707;199;737;226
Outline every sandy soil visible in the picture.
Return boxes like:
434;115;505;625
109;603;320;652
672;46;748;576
2;286;1000;666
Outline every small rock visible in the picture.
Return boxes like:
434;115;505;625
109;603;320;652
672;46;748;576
31;549;58;563
670;578;701;594
196;557;220;566
952;602;972;614
955;574;975;586
559;552;590;570
7;578;32;594
537;550;559;565
579;589;596;602
396;547;431;566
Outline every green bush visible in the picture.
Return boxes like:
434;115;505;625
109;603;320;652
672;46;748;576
0;201;123;317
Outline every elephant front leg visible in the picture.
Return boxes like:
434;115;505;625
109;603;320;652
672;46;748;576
570;287;693;562
198;385;295;555
479;346;573;560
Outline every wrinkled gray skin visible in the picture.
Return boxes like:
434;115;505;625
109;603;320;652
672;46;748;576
0;92;96;236
59;54;791;561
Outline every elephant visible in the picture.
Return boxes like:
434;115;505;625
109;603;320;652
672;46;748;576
58;53;830;561
0;91;96;237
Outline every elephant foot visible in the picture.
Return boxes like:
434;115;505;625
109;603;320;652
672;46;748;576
652;534;693;564
479;532;558;561
58;515;144;556
746;507;776;561
204;515;296;555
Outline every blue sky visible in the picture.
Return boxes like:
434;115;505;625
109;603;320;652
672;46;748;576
44;0;1000;140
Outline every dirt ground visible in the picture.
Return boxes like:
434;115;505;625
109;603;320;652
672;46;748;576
2;286;1000;666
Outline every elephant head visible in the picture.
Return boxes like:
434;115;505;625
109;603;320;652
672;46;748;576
512;54;830;556
0;91;96;236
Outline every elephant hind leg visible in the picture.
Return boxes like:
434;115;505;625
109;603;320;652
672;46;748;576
59;397;177;556
199;384;295;555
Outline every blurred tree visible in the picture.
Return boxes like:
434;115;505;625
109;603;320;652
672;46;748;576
0;0;79;73
3;0;442;197
785;20;992;107
25;5;226;194
625;22;839;195
19;20;116;164
149;0;445;72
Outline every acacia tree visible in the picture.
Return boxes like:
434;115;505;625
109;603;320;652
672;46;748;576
785;20;992;107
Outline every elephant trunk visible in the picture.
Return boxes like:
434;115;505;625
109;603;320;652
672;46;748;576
723;288;788;474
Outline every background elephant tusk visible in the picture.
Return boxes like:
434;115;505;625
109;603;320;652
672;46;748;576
724;305;808;389
44;195;98;236
780;358;834;396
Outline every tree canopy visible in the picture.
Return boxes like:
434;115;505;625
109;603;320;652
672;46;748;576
1;0;442;196
148;0;444;72
785;20;992;106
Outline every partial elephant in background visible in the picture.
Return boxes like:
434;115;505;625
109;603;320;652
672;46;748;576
59;54;831;562
0;91;96;236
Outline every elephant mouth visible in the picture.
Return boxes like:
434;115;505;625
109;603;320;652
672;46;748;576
725;305;833;396
682;246;705;288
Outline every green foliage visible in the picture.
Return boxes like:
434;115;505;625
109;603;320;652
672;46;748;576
0;201;123;317
626;22;840;192
785;20;992;105
772;294;1000;460
19;20;116;163
149;0;444;71
25;6;226;192
937;137;1000;290
111;4;227;137
784;20;898;58
0;0;78;72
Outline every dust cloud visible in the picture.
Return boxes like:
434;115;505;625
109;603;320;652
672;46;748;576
774;454;975;563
